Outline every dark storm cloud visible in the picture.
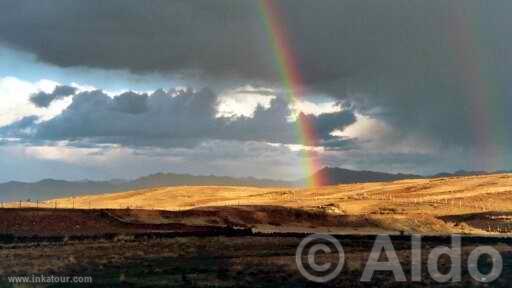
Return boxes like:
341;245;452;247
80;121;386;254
300;112;356;140
30;85;77;108
1;88;355;148
112;92;149;114
2;0;512;152
217;97;356;147
1;1;508;83
0;0;274;79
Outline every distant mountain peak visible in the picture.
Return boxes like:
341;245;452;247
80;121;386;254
311;167;422;185
311;167;509;186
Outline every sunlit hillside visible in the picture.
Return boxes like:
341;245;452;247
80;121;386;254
18;173;511;214
8;173;512;235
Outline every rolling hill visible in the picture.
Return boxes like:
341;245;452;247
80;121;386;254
9;172;512;235
0;173;290;202
1;167;506;202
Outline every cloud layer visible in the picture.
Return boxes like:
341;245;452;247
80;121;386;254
1;88;356;148
1;1;511;153
1;1;512;177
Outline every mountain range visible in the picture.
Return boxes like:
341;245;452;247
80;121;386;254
0;173;289;202
311;167;422;185
0;168;508;202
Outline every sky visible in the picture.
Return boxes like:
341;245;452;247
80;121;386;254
1;0;512;182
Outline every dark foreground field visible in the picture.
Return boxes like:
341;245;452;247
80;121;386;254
0;235;511;287
1;208;511;287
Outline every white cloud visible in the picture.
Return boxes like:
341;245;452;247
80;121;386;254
216;85;275;118
23;145;101;163
103;88;157;98
0;76;73;126
70;82;97;93
268;142;325;153
332;113;390;140
37;79;60;93
332;113;437;156
216;85;344;121
288;99;343;120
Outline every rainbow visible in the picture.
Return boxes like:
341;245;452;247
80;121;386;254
259;0;325;187
447;3;507;171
